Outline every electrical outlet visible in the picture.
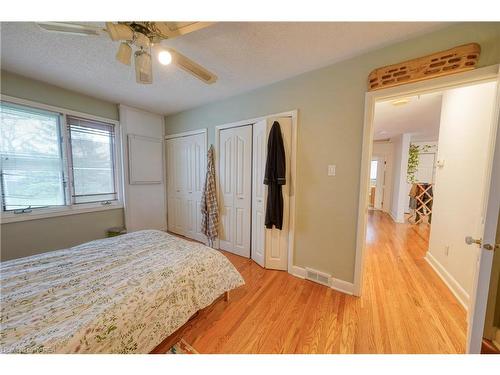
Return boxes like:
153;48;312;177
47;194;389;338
328;165;336;176
444;245;450;256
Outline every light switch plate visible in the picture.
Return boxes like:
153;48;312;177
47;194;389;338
328;165;336;176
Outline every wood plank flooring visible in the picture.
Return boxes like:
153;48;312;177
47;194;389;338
157;210;466;353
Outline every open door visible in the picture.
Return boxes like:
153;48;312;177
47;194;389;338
251;117;292;270
264;117;292;270
466;68;500;353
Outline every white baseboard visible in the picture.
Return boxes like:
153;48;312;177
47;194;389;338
425;251;469;311
330;277;355;295
289;265;354;295
388;211;401;223
290;265;306;279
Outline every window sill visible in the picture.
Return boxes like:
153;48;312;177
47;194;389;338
0;202;124;224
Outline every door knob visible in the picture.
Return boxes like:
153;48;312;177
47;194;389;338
465;236;482;246
482;243;499;251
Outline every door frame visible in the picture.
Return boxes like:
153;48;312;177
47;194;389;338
214;110;298;273
354;65;500;352
164;128;208;239
354;64;499;296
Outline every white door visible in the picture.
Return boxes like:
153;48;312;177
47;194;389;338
166;137;186;235
374;156;385;210
166;132;206;242
466;75;500;353
184;133;207;243
218;125;252;257
251;120;267;267
264;117;292;270
425;76;499;353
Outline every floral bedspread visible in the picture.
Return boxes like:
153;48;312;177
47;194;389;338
0;230;244;353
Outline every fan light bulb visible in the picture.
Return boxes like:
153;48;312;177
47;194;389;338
158;50;172;65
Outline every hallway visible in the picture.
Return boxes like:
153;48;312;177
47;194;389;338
155;210;467;353
360;210;466;352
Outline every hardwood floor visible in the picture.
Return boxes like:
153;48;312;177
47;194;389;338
157;210;466;353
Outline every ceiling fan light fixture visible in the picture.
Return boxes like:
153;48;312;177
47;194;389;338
158;50;172;65
116;42;132;65
135;50;153;84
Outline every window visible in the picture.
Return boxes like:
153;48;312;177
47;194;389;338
1;103;66;211
0;100;121;218
68;116;117;204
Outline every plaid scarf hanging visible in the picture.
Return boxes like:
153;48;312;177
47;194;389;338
201;144;219;246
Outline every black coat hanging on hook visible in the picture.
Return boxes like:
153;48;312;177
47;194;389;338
264;121;286;230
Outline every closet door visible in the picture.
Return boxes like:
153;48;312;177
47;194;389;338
166;137;186;235
251;120;267;267
189;133;207;243
184;136;196;239
166;132;206;241
166;139;176;233
218;125;252;257
264;117;292;271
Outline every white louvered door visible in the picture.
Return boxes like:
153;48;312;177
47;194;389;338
218;125;252;257
166;132;206;242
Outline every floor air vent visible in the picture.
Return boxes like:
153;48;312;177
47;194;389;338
305;268;330;287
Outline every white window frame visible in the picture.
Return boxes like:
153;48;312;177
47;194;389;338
0;95;124;224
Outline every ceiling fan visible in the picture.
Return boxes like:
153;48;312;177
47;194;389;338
36;22;217;85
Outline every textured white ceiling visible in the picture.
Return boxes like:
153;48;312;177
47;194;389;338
373;92;443;142
1;22;447;115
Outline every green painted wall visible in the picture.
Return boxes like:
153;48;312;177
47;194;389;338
1;209;124;261
1;71;124;261
1;71;119;120
165;22;500;282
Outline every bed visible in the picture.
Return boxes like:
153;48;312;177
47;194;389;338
0;230;244;353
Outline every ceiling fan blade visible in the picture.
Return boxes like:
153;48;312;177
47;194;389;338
169;48;217;84
153;22;214;38
36;22;103;36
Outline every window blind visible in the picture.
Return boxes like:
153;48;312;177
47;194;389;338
0;102;66;211
67;116;117;204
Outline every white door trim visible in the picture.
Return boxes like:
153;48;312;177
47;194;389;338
165;128;207;140
214;109;298;274
354;64;500;297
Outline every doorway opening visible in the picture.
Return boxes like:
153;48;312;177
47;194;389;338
355;65;500;353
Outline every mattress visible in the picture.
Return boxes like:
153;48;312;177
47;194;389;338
0;230;244;353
